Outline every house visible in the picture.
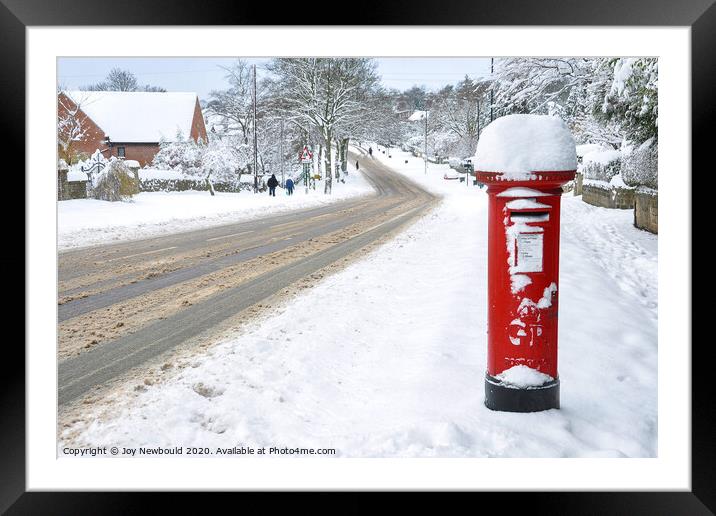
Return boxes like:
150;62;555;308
58;91;208;167
408;110;429;122
392;98;413;121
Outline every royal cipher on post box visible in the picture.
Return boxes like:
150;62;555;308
473;115;577;413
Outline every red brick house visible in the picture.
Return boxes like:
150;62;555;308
58;91;208;167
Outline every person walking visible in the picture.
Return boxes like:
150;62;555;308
267;173;279;197
355;160;359;170
368;147;373;157
285;177;294;195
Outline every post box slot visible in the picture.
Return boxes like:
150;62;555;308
510;211;550;223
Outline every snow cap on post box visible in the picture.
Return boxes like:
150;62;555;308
474;115;577;180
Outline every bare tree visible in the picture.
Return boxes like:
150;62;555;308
206;60;255;145
82;68;166;92
57;91;91;164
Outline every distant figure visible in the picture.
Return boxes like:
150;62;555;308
285;177;294;195
368;147;373;157
355;160;359;170
267;173;279;197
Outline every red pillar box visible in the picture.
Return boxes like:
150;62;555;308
474;115;577;412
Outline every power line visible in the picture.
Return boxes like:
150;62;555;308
58;68;228;79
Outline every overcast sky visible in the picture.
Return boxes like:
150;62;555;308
57;57;492;100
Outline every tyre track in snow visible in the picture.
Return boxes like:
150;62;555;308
58;149;439;406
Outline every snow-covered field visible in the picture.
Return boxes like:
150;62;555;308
61;148;657;458
58;166;372;250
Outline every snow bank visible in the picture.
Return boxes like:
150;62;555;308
67;169;88;182
495;365;553;388
580;145;622;183
473;115;577;178
138;168;184;181
609;174;630;188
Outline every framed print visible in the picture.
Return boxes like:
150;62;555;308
5;0;709;511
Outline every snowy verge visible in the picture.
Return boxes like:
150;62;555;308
58;164;372;250
61;147;657;458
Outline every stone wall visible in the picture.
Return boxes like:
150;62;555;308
58;167;88;200
634;188;658;234
58;168;68;200
573;172;583;196
582;183;635;209
66;181;88;199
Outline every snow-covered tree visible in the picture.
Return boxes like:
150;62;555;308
267;58;379;193
151;131;204;174
600;58;658;144
198;137;248;195
358;88;408;151
491;58;595;118
92;158;139;202
57;91;91;164
429;76;491;157
206;60;255;145
152;131;253;195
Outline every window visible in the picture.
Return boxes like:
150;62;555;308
117;146;126;158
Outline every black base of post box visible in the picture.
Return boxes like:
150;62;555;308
484;374;560;412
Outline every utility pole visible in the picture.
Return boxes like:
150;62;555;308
279;118;284;188
252;63;258;194
424;110;428;175
490;57;495;123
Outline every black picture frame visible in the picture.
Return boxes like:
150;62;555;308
5;0;707;512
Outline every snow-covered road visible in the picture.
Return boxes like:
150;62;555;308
61;149;657;458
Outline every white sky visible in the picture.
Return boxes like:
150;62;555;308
57;57;493;101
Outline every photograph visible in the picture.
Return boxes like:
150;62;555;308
55;55;659;459
7;8;703;506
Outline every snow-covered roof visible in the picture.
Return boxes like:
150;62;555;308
408;110;429;122
473;114;577;178
64;91;200;143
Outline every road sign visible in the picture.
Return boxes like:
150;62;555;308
299;145;313;163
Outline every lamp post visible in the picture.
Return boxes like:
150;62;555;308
490;57;495;123
424;110;428;175
252;63;258;194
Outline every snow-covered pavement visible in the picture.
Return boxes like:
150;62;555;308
58;167;372;250
61;149;657;458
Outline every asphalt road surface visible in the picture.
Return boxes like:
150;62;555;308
58;148;438;406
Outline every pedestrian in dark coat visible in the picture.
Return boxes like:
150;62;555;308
356;160;359;170
285;178;294;195
267;173;279;197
